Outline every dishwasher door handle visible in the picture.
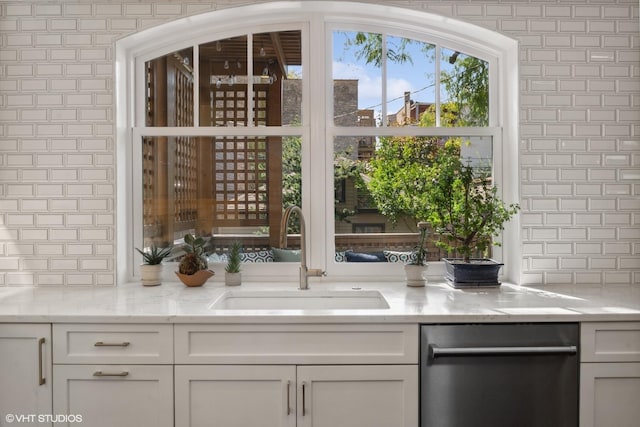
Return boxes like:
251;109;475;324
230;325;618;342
429;344;578;359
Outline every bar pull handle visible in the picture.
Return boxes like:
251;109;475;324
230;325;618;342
286;380;291;415
93;371;130;377
430;345;578;359
301;381;307;416
94;341;130;347
38;337;46;386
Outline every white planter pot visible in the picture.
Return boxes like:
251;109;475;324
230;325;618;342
140;264;162;286
404;264;427;287
225;272;242;286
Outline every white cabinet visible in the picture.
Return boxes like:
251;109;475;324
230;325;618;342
174;323;418;365
297;365;418;427
53;323;173;364
0;324;52;427
175;364;418;427
52;324;174;427
580;362;640;427
175;365;296;427
580;322;640;427
53;365;173;427
174;324;419;427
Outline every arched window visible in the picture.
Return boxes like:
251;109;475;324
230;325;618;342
116;2;520;284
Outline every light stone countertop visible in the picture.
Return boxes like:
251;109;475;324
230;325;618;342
0;280;639;323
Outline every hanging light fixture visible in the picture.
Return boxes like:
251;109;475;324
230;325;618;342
224;60;229;70
261;63;270;80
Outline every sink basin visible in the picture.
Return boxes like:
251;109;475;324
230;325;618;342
210;290;390;310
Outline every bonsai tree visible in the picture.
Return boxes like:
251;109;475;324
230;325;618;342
178;233;208;275
225;241;242;274
365;135;440;229
409;222;429;266
136;245;172;265
425;139;519;263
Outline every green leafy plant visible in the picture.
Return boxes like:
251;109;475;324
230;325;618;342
178;234;208;275
365;135;440;228
225;241;242;274
424;140;519;263
136;245;172;265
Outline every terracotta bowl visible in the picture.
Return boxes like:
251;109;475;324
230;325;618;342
175;270;215;287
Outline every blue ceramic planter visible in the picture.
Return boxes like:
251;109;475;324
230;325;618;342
443;258;503;288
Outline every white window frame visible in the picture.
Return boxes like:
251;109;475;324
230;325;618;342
116;1;520;285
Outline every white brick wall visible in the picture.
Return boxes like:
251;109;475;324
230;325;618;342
0;0;638;286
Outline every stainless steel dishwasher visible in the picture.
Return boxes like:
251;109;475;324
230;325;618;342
421;323;579;427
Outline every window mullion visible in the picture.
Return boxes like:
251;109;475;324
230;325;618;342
193;44;199;127
381;33;387;127
435;45;441;127
247;32;254;127
307;15;326;271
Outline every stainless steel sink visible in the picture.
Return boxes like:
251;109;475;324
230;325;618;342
210;290;390;310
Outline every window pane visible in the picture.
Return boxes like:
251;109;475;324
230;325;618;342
254;31;302;126
199;36;249;126
333;135;493;263
333;31;382;126
142;134;301;261
440;48;489;127
145;48;194;127
198;31;302;127
385;36;435;127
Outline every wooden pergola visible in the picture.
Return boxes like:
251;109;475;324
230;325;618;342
143;31;302;249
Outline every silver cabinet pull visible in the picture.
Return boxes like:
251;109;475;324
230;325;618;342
38;337;46;386
93;371;129;377
301;381;307;416
429;345;578;359
94;341;130;347
286;380;291;415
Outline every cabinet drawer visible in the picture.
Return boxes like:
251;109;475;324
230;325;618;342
53;324;173;364
53;364;173;427
581;322;640;362
175;323;418;364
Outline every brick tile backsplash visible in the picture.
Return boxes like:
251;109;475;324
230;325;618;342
0;0;638;286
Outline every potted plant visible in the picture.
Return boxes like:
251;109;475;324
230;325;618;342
404;222;429;287
175;233;214;287
224;241;242;286
136;245;172;286
425;140;519;287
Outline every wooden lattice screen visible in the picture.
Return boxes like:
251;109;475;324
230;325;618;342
213;137;269;225
173;64;196;232
208;86;272;226
144;51;284;245
143;56;195;243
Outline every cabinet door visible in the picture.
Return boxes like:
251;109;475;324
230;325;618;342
53;365;173;427
175;365;296;427
580;363;640;427
0;324;52;426
297;365;418;427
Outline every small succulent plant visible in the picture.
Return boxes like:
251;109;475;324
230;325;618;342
136;245;172;265
225;241;242;274
178;234;208;275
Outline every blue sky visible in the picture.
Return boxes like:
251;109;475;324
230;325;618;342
332;31;453;119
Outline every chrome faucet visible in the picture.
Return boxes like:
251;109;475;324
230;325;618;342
279;206;325;290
